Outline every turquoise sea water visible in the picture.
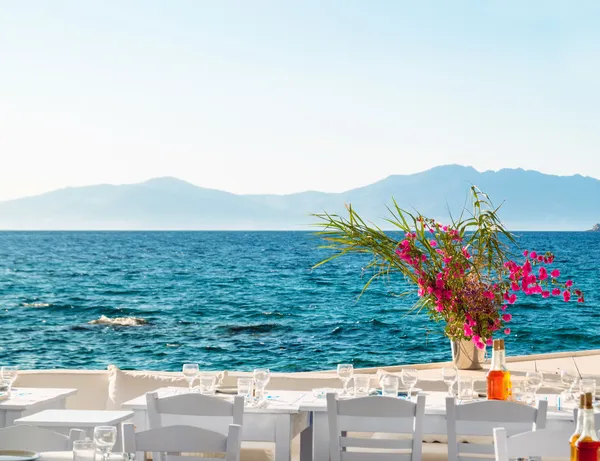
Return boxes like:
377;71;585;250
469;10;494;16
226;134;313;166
0;231;598;371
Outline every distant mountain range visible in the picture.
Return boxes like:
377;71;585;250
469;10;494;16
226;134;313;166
1;165;599;230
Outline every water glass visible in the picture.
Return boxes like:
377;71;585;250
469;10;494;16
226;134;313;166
526;371;543;399
182;363;199;392
580;378;597;397
237;377;253;403
401;368;418;399
353;374;370;397
561;369;578;401
442;367;458;396
254;368;271;402
199;373;217;395
381;375;399;397
73;439;96;461
337;364;354;396
457;377;474;400
93;426;117;461
1;366;19;394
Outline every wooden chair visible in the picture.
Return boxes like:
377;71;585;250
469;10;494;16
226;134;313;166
446;397;548;461
493;427;572;461
0;425;85;451
122;422;242;461
327;392;426;461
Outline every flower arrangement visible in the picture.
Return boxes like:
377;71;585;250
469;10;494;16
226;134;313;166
314;187;583;350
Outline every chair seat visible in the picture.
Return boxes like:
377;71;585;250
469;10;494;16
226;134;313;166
240;442;274;461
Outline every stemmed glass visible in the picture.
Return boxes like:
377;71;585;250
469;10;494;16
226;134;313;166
93;426;117;461
401;368;418;400
337;364;354;396
441;367;458;396
254;368;270;404
526;371;543;401
1;366;19;395
182;364;199;392
561;369;578;402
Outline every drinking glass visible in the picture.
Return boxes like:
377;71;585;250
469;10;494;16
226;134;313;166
580;378;597;397
337;364;354;396
401;368;418;399
93;426;117;461
1;366;19;394
353;374;370;397
199;373;217;395
73;439;96;461
381;375;399;397
441;367;458;396
254;368;271;403
237;377;253;403
526;371;543;400
182;363;199;392
561;369;577;401
457;377;474;400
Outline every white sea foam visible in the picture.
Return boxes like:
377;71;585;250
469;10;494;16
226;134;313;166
88;315;148;327
22;302;51;308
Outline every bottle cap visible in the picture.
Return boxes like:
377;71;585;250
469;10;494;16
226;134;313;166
580;393;586;409
585;392;594;409
493;339;505;350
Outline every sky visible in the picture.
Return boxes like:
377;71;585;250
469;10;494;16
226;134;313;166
1;1;599;201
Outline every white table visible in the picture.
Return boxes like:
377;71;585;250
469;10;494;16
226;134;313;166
15;409;133;452
122;387;311;461
298;391;580;461
0;388;77;428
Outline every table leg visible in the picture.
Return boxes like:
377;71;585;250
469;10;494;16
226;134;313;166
5;410;22;427
132;409;147;461
299;423;313;461
312;412;329;461
274;414;292;461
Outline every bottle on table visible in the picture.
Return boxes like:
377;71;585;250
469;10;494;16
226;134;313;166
487;339;511;400
569;393;586;461
575;392;599;461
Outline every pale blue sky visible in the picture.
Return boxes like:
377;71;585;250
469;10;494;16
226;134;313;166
1;1;599;201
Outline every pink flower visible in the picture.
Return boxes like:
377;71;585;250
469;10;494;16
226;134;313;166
542;290;550;298
538;267;547;281
566;280;573;287
504;328;511;335
523;250;529;257
472;335;481;343
530;251;537;259
502;313;512;322
486;338;493;347
430;240;437;247
507;293;517;304
511;282;520;292
552;288;561;296
501;304;507;311
442;226;448;232
464;325;473;337
551;269;560;278
578;298;584;303
475;341;485;350
563;291;571;302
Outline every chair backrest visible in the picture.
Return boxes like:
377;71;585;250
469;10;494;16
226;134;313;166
446;397;548;461
122;422;242;461
146;391;244;434
327;393;426;461
493;427;572;461
0;425;85;451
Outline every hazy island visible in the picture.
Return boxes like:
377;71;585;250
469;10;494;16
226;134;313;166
589;224;600;232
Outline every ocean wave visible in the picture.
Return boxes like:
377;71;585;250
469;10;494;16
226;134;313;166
88;315;149;327
22;302;51;308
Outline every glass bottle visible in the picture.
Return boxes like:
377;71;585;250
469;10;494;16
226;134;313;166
570;393;585;461
575;392;599;461
487;339;509;400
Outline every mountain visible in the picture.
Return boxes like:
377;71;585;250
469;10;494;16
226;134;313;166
0;165;599;230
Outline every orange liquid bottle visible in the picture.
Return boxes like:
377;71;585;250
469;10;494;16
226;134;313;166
576;393;599;461
570;394;585;461
487;339;508;400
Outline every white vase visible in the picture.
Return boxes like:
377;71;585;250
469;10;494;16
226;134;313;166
451;339;486;370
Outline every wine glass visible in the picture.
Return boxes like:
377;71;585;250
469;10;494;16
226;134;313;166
561;369;577;401
337;364;354;396
401;368;418;399
1;366;19;394
182;363;199;392
526;371;543;401
94;426;117;461
253;368;271;403
441;367;458;396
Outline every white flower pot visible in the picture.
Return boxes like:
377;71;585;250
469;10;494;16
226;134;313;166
451;339;486;370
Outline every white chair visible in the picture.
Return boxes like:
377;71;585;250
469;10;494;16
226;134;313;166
327;392;426;461
493;427;572;461
0;425;85;451
446;397;548;461
123;422;242;461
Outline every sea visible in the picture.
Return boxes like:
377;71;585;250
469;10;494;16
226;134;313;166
0;231;598;372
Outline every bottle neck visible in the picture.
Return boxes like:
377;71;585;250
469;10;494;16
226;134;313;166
491;349;505;370
579;408;598;441
575;406;585;434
